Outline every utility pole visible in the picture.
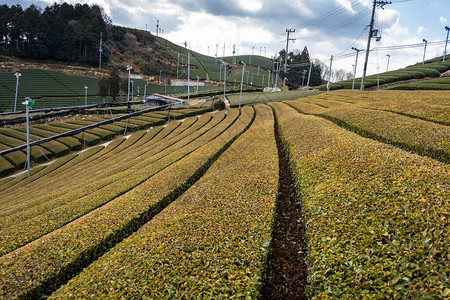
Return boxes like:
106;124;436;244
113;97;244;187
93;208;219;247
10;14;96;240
352;47;363;90
327;55;333;92
156;20;159;36
99;32;103;71
386;54;391;72
422;39;428;64
361;0;391;90
443;26;449;62
196;75;199;93
284;29;296;73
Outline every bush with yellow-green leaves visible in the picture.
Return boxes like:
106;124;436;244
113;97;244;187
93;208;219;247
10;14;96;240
0;112;227;255
50;105;278;299
271;102;449;298
0;107;254;299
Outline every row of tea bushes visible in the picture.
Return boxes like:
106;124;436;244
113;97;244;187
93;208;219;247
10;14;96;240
271;102;449;298
0;107;254;299
50;105;278;299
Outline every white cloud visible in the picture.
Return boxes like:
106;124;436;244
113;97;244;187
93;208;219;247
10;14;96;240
166;11;276;57
440;16;448;25
430;1;439;7
237;0;263;12
417;26;426;34
336;0;357;14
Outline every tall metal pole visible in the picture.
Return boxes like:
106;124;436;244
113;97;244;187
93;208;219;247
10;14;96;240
131;80;134;101
422;39;427;64
14;72;21;112
22;97;33;177
215;44;218;64
188;52;190;103
127;65;132;102
99;32;103;71
386;54;391;72
239;61;246;110
223;63;227;101
443;26;449;62
26;100;30;177
84;86;88;106
267;70;271;89
352;47;363;90
284;29;295;73
196;75;199;93
275;59;281;89
144;84;147;100
177;52;180;80
327;55;333;92
307;61;312;87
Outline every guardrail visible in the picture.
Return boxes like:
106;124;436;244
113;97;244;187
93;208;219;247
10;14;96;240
0;101;146;127
0;104;170;156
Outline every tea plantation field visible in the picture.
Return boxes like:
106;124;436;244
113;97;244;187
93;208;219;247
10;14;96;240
0;90;448;299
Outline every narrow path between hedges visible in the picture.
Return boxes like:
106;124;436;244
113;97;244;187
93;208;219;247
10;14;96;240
260;115;307;299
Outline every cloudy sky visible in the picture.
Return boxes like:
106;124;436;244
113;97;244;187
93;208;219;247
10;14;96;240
6;0;450;76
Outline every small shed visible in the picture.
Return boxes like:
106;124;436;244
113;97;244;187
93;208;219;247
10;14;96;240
144;94;185;106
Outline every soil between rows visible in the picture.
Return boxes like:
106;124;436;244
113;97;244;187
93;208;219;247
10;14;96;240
260;117;308;299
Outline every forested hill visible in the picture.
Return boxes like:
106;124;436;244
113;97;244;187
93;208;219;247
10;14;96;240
0;3;177;76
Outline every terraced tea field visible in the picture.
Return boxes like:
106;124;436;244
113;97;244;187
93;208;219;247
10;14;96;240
0;90;448;299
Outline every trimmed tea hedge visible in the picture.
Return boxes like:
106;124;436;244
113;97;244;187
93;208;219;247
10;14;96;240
50;105;278;298
271;102;449;298
0;107;254;299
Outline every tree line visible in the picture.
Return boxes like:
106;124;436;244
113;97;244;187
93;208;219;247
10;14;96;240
0;3;110;65
279;47;323;89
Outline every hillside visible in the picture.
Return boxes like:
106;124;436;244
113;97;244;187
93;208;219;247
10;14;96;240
321;54;450;91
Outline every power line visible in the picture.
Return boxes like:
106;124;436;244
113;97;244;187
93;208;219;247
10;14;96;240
297;9;372;41
295;0;362;29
